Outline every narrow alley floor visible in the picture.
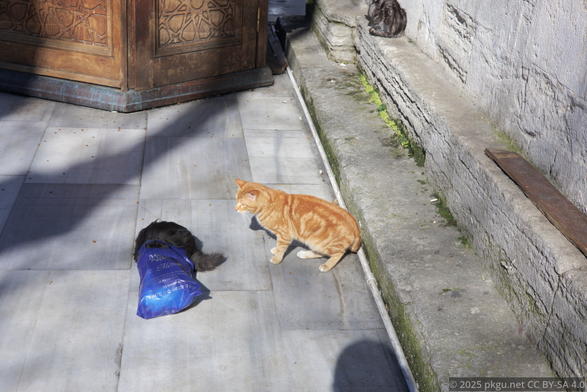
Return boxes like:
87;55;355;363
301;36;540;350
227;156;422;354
0;73;409;392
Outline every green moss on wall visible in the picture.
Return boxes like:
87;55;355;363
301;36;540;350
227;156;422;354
359;73;426;167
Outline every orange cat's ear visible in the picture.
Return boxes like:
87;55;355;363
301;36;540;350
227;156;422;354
235;179;246;188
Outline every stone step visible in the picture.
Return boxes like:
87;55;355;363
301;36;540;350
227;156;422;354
279;10;559;389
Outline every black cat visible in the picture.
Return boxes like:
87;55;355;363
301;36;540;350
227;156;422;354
134;220;224;272
368;0;407;38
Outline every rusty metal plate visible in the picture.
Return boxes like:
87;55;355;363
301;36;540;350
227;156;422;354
486;148;587;257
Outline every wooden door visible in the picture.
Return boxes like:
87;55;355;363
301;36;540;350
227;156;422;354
130;0;267;91
0;0;126;88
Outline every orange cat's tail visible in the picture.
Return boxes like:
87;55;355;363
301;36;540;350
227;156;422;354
350;236;361;253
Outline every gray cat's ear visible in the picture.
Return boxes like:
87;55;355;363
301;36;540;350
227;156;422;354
236;179;246;188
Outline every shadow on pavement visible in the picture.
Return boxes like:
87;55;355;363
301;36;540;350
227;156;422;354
333;339;409;392
0;97;220;264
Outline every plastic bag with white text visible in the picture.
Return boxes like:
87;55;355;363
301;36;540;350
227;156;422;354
136;240;203;319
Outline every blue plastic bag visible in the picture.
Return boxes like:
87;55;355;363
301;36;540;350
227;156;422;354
136;240;203;319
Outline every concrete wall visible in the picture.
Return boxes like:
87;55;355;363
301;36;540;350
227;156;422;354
403;0;587;215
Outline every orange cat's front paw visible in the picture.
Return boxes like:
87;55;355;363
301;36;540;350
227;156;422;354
270;247;276;255
270;256;283;264
319;263;332;272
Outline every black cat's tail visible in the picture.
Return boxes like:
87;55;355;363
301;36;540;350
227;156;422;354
190;251;225;272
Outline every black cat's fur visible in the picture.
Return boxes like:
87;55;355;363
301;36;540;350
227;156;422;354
368;0;407;38
134;220;224;272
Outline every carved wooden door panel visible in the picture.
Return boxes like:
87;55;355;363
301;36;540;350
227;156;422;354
0;0;125;88
130;0;265;91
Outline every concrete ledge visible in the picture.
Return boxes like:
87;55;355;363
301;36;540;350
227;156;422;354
353;16;587;378
280;16;555;391
283;0;587;380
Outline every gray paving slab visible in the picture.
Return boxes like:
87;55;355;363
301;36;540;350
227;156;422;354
0;271;49;392
0;93;56;122
0;175;24;231
140;135;251;200
48;102;147;129
236;71;297;97
0;270;130;392
237;93;308;130
0;121;47;175
245;126;328;184
249;154;327;184
233;73;298;104
146;95;242;138
267;249;386;330
27;127;145;185
0;92;17;118
245;129;319;158
119;286;291;392
0;184;139;270
141;97;250;201
282;329;408;392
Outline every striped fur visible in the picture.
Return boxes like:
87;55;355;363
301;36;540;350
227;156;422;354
235;179;361;272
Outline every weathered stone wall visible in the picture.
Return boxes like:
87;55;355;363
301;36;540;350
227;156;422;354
354;20;587;377
403;0;587;215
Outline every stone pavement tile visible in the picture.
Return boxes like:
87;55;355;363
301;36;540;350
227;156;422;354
244;129;318;158
140;134;251;200
329;253;389;329
0;121;47;175
0;93;56;122
48;102;147;129
0;184;139;270
264;243;384;330
0;270;130;392
237;94;307;130
119;287;291;392
235;72;296;98
248;155;326;184
0;270;49;392
282;329;408;392
147;95;243;138
27;127;146;185
189;200;273;291
245;126;327;184
0;175;24;232
233;74;295;101
136;199;272;291
0;92;17;118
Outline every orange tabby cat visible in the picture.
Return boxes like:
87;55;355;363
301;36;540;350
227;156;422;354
235;179;361;272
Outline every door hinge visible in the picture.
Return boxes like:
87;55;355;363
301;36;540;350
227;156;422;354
257;6;260;33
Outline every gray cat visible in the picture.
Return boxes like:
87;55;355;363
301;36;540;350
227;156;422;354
368;0;407;38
